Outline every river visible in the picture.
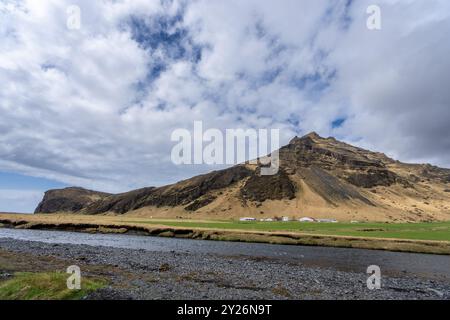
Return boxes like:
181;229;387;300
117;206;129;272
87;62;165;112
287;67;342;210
1;228;449;281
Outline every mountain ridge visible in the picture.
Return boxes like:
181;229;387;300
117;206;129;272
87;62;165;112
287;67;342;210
34;133;450;222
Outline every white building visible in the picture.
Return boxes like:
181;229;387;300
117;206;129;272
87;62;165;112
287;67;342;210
240;217;257;221
317;219;338;223
299;217;315;222
282;217;290;222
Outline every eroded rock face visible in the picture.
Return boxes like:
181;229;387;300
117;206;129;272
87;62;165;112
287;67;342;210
281;133;388;171
240;169;296;203
134;165;253;211
35;187;111;214
300;167;374;206
184;195;217;211
84;188;156;214
346;169;398;188
83;165;253;214
420;164;450;183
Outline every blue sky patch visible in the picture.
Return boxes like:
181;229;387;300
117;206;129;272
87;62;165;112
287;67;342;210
332;117;347;128
0;171;67;191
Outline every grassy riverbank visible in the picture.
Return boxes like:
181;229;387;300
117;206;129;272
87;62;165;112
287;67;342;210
0;248;107;300
0;272;106;300
128;220;450;242
1;213;450;254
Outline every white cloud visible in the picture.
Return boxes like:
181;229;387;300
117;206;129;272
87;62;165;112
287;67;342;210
0;0;449;213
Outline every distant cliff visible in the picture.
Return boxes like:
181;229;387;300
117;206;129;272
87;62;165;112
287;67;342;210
35;187;111;214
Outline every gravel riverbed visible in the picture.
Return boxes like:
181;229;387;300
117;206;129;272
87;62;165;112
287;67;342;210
0;237;449;300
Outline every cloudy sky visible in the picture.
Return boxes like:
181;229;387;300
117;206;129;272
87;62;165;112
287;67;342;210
0;0;449;213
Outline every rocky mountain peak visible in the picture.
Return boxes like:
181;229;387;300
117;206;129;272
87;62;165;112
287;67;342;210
304;131;322;139
289;132;324;145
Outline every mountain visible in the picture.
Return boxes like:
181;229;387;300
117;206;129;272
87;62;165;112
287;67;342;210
34;133;450;222
35;187;112;213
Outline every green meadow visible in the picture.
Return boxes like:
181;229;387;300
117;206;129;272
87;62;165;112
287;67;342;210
131;220;450;242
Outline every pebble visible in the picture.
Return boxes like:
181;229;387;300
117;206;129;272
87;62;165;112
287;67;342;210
1;238;449;300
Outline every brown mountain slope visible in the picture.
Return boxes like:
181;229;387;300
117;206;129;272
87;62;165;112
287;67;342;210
34;133;450;222
34;187;111;214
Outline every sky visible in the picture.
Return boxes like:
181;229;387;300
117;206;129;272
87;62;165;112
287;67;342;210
0;0;449;213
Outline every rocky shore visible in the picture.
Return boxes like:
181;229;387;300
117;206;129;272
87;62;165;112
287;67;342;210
0;237;449;300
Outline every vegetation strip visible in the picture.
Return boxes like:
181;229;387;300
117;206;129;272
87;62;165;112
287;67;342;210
1;214;450;255
0;272;106;300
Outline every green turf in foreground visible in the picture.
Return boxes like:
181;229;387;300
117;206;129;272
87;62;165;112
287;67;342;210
0;272;106;300
129;220;450;242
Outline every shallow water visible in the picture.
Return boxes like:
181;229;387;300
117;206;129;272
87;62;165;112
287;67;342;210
1;228;449;280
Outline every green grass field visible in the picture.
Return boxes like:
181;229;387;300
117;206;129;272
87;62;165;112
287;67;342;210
130;220;450;242
0;272;106;300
